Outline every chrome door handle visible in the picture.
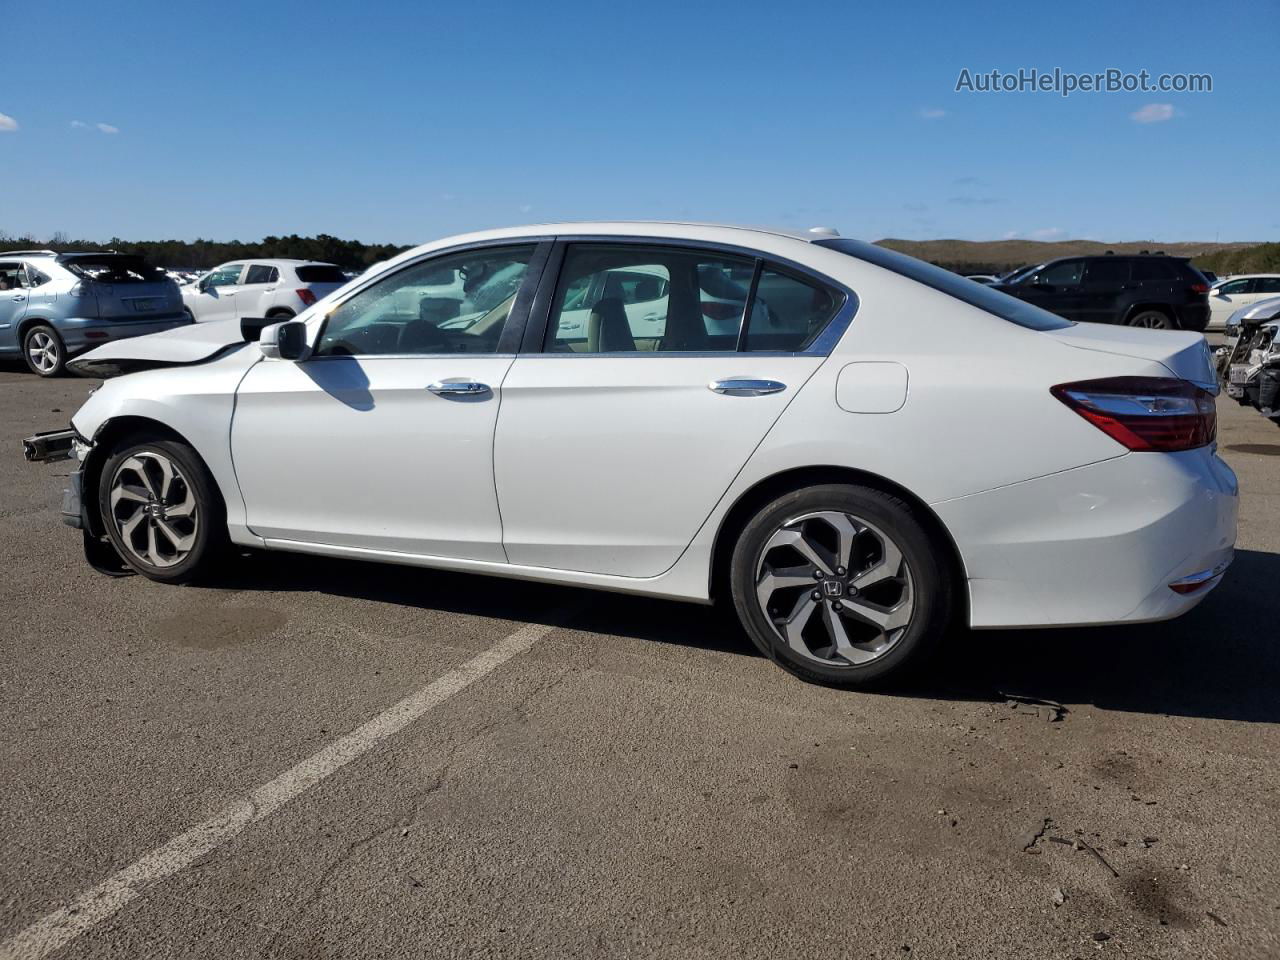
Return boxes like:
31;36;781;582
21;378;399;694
11;295;26;302
428;380;490;396
709;378;786;396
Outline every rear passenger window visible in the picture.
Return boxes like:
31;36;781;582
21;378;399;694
544;244;842;354
544;245;752;353
744;268;840;352
244;265;279;284
1254;277;1280;294
1132;259;1180;282
1083;259;1131;284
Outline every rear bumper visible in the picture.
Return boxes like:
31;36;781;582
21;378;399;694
934;448;1238;628
55;315;191;354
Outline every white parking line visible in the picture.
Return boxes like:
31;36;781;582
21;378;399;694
0;620;562;960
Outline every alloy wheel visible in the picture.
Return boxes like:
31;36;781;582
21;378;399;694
755;511;914;667
108;452;199;568
27;331;59;373
1130;311;1171;329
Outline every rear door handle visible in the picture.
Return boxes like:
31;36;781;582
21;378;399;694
709;378;787;396
428;380;490;396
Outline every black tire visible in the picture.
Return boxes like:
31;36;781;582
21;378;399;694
183;307;196;323
22;324;67;377
266;309;295;321
97;436;228;584
729;484;952;687
1125;308;1174;330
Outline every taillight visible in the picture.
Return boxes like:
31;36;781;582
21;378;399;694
1189;282;1209;294
1051;377;1216;452
296;288;317;306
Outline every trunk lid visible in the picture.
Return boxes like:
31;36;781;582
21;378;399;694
1044;324;1217;390
61;254;184;321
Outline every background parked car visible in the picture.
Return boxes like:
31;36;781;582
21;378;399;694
0;250;185;376
964;274;1001;285
991;254;1210;330
182;259;348;323
1206;274;1280;330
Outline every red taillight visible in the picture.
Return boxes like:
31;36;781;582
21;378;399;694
1051;376;1216;452
296;288;317;306
1190;283;1209;294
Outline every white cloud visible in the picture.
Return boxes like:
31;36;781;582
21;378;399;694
96;122;120;134
1002;230;1021;240
0;112;18;132
70;119;88;128
918;107;947;120
1130;103;1175;124
1030;227;1066;240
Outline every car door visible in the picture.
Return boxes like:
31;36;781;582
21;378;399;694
237;263;279;318
0;262;28;348
230;242;546;560
1209;277;1254;327
1078;258;1132;324
188;263;245;322
1014;259;1089;322
493;240;843;577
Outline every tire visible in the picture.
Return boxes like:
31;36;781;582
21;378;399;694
23;324;67;377
266;309;295;321
97;436;228;584
1126;309;1174;330
183;307;196;324
729;484;952;687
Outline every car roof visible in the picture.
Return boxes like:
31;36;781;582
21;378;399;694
233;259;339;267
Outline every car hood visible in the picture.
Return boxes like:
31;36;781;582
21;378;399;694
1044;323;1217;390
68;317;257;378
1230;295;1280;324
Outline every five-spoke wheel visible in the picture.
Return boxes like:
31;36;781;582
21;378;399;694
23;325;66;377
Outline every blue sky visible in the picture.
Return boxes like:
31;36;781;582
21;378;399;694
2;0;1276;245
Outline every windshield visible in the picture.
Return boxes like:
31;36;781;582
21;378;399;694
61;254;168;284
814;240;1070;332
1000;264;1041;285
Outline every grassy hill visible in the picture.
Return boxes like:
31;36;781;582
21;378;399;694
875;238;1266;275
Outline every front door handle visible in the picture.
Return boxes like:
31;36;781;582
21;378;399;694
709;378;787;396
11;295;26;302
428;380;490;396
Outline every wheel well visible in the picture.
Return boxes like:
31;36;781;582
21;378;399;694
81;417;221;537
266;308;295;319
708;466;968;617
17;316;58;343
1124;302;1174;323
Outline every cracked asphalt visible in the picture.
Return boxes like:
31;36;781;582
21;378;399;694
1;357;1278;959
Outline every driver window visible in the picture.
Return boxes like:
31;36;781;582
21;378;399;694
314;246;534;357
1035;261;1083;287
206;264;244;288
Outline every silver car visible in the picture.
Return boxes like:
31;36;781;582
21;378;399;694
0;250;187;376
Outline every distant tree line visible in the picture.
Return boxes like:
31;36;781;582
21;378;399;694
0;230;412;270
1190;242;1280;276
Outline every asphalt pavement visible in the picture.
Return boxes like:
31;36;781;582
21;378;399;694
1;358;1277;960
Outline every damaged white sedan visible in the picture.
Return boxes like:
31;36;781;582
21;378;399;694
24;223;1238;687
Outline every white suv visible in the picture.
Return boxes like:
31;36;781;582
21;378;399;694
1207;274;1280;330
182;259;348;323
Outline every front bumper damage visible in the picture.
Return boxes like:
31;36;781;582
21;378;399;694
22;427;131;575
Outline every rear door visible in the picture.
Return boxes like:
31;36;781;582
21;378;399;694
238;263;279;317
493;240;844;577
1078;257;1132;324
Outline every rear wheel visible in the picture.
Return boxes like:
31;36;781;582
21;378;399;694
23;324;66;377
1126;309;1173;329
730;484;952;687
98;437;228;584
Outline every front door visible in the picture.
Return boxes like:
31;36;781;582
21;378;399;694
1015;259;1089;322
494;241;840;577
190;263;245;322
1209;277;1255;327
230;244;542;560
0;262;28;348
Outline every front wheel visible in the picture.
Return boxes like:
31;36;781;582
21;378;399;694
730;484;953;687
98;437;228;583
23;324;66;377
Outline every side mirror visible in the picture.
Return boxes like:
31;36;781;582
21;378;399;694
259;320;307;361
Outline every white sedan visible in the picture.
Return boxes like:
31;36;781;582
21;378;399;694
30;223;1237;687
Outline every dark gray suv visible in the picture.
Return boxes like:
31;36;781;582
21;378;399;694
0;251;188;376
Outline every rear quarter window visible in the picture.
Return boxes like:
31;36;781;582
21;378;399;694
816;239;1071;331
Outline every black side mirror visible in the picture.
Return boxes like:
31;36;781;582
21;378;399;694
259;320;308;361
